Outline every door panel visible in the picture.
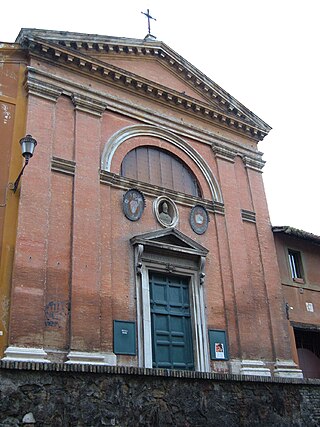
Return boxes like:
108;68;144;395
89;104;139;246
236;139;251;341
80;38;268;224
150;272;194;370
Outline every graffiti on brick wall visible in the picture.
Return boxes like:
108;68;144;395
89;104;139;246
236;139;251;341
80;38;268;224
45;301;70;328
1;103;11;124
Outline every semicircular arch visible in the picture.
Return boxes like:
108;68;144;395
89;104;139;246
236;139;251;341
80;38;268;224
101;124;223;203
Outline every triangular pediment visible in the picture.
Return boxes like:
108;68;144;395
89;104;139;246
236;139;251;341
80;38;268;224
130;228;208;256
15;28;271;140
82;55;209;103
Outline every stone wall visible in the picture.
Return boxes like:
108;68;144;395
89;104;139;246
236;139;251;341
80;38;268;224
0;362;319;426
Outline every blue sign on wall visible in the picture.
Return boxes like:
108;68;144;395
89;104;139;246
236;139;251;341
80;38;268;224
113;320;136;355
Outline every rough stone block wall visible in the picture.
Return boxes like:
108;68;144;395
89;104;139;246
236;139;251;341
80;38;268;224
0;362;319;426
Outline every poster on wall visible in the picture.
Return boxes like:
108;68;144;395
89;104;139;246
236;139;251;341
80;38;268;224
208;329;229;360
215;342;225;359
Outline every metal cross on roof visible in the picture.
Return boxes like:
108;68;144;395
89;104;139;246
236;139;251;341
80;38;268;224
141;9;156;35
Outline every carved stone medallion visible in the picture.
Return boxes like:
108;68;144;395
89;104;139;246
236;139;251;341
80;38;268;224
154;196;179;228
190;205;209;235
123;189;145;221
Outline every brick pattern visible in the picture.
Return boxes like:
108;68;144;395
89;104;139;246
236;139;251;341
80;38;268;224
6;56;292;372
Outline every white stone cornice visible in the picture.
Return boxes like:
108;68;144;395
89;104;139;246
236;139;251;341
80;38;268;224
25;67;266;161
2;346;50;363
100;170;225;215
19;30;272;135
273;359;303;379
242;155;266;172
212;142;237;163
24;75;62;102
23;38;268;140
51;156;76;175
240;360;271;377
66;351;116;365
72;93;107;116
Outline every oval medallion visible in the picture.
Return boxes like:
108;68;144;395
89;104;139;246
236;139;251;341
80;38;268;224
123;189;145;221
190;205;209;234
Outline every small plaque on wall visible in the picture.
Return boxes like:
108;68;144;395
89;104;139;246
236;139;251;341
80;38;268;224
208;329;229;360
113;320;136;355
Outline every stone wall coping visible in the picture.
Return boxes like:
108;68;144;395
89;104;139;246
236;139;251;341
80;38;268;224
1;361;319;386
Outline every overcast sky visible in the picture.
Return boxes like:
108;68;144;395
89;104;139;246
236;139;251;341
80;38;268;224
1;0;319;234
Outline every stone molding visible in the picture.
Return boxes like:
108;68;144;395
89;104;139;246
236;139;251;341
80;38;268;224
2;346;50;363
66;351;117;365
101;124;223;204
20;33;270;141
25;67;265;160
100;170;225;215
273;360;303;379
131;228;209;372
241;209;256;223
200;256;206;285
212;142;237;163
72;93;107;117
130;228;209;259
212;142;266;175
135;244;144;276
24;75;62;102
240;360;271;377
242;155;266;172
51;156;76;175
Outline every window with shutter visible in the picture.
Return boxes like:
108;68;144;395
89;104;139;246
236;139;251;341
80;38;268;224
121;146;201;197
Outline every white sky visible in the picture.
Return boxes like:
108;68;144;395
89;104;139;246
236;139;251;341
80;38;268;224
1;0;319;234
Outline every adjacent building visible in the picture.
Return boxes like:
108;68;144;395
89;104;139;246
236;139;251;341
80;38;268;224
0;29;306;378
273;226;320;378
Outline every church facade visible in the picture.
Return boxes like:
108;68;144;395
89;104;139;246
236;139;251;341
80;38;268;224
0;29;302;377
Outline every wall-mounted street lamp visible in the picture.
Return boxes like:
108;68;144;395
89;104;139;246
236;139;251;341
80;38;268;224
12;135;37;193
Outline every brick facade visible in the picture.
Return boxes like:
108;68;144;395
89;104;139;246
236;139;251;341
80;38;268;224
0;29;302;378
273;227;320;378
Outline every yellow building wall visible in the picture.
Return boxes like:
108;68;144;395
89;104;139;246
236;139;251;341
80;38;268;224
0;45;27;356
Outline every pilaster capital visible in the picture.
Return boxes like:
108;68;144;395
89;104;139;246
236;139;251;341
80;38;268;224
72;93;107;117
242;155;266;172
212;142;237;163
24;76;62;102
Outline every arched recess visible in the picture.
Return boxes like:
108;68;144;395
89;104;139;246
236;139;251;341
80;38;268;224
101;124;223;203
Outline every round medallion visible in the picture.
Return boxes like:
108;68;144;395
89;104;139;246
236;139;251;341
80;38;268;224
154;196;179;228
190;205;209;235
123;189;145;221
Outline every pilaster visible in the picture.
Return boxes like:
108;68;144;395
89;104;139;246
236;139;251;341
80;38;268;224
7;90;57;355
69;98;103;352
213;148;258;362
213;146;279;370
245;165;294;362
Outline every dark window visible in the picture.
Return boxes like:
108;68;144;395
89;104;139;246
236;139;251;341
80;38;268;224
294;328;320;378
288;250;304;280
121;146;201;197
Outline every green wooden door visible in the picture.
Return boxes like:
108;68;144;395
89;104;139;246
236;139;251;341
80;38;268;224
149;272;194;370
